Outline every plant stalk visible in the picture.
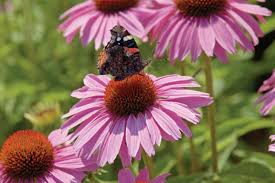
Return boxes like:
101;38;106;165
142;152;154;178
173;142;185;175
204;56;218;173
189;137;199;173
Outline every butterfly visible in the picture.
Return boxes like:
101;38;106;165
97;25;149;80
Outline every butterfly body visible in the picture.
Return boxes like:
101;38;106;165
97;25;148;80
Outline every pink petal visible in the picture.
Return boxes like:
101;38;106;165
154;75;200;89
178;19;195;60
137;113;155;156
98;119;125;165
136;168;149;182
151;107;181;140
126;115;141;157
221;15;254;51
145;111;162;146
119;139;132;167
160;101;201;124
95;15;108;50
151;173;170;183
59;1;92;20
81;12;101;45
210;15;235;54
62;100;104;118
198;18;215;56
160;107;192;138
48;130;67;147
227;9;259;45
214;43;228;63
155;15;181;57
190;19;202;61
169;19;186;61
118;169;135;183
230;2;271;16
74;113;110;150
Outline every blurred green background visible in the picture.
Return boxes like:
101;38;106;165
0;0;275;182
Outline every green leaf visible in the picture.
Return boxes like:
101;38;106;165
168;173;207;183
220;162;275;183
244;152;275;173
261;16;275;33
154;154;176;176
218;140;238;171
202;118;275;161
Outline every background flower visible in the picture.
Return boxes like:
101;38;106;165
145;0;271;63
59;0;151;49
0;0;13;14
62;73;212;167
269;135;275;152
118;167;169;183
257;69;275;116
24;101;62;134
0;129;97;183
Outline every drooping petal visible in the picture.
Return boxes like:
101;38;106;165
136;113;155;156
118;169;135;183
151;107;181;140
126;115;141;157
198;18;215;56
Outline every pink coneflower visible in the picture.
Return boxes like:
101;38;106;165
59;0;150;49
145;0;271;63
118;167;169;183
257;70;275;116
62;73;212;167
0;130;97;183
269;135;275;152
0;0;13;13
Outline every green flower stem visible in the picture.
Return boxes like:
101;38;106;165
177;62;201;175
189;137;199;173
173;142;185;175
142;152;154;178
87;173;96;183
204;56;218;173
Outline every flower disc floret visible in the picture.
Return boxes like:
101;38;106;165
175;0;227;17
1;130;53;180
95;0;139;13
104;74;157;116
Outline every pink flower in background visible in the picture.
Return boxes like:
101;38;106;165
145;0;271;63
0;0;13;13
257;70;275;116
62;73;212;167
59;0;150;49
0;130;97;183
118;167;169;183
269;135;275;152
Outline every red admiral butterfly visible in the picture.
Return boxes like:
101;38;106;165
97;25;149;80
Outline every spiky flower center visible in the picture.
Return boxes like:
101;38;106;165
174;0;227;17
104;74;157;116
136;181;148;183
94;0;139;13
0;130;54;180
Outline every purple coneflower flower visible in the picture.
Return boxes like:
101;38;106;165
257;70;275;116
62;73;212;167
59;0;150;49
118;167;169;183
145;0;271;63
0;130;97;183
